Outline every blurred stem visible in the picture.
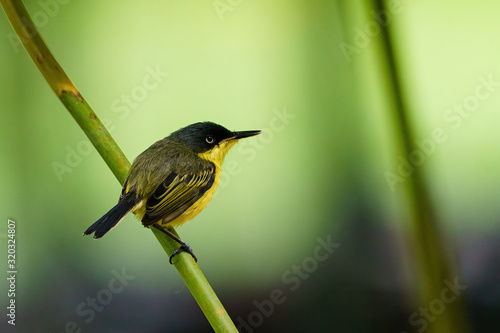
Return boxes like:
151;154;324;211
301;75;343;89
1;1;237;331
371;0;469;332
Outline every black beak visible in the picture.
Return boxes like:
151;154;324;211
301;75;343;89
230;130;262;140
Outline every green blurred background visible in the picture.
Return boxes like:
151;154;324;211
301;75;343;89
1;1;500;332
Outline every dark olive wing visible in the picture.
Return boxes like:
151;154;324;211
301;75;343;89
141;167;215;226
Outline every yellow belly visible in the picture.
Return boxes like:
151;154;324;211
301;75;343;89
157;166;221;228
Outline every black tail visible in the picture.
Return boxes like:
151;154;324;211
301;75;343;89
83;195;139;239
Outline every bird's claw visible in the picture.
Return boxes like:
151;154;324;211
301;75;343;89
169;243;198;264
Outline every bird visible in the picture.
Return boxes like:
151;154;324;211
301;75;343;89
83;121;261;263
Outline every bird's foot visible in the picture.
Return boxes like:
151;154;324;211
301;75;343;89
170;243;198;264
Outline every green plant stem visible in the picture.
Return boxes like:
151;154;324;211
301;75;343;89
371;0;469;332
1;0;129;183
59;91;130;184
1;1;237;331
152;228;237;332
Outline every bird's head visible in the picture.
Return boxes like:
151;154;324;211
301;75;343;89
170;122;261;167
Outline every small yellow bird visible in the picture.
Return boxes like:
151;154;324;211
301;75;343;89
83;122;261;263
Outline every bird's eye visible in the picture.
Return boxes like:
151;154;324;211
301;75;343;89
206;136;214;144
